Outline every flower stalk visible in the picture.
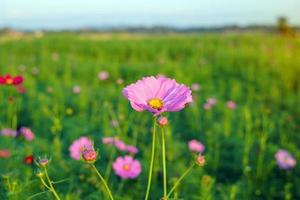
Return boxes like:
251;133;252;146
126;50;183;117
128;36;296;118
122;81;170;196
91;164;114;200
145;117;157;200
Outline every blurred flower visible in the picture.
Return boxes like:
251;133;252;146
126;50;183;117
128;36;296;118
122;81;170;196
82;149;97;163
158;116;168;126
19;127;35;141
0;74;23;86
191;83;201;92
116;78;124;85
207;98;217;106
66;108;74;115
113;156;142;179
102;137;139;154
275;149;296;170
18;64;26;72
47;87;54;93
72;85;81;94
125;145;139;154
115;140;127;151
16;85;26;93
0;149;11;158
102;137;115;145
52;52;60;61
0;128;17;137
196;155;206;166
98;71;109;80
123;76;192;116
69;137;93;160
188;139;205;153
203;103;212;110
226;100;237;110
31;67;39;75
110;120;119;128
24;155;34;165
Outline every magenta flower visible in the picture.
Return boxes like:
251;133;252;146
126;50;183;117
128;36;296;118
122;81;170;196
188;139;205;153
0;128;17;137
275;149;296;170
226;100;237;110
123;76;192;116
69;136;93;160
19;127;35;141
113;156;142;179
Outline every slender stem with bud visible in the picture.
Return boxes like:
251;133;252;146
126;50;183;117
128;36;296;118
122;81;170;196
145;117;157;200
92;164;114;200
161;127;167;198
166;163;196;199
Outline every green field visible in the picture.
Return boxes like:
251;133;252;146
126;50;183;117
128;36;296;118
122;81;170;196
0;32;299;200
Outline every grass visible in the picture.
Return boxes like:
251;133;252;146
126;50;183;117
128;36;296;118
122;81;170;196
0;32;299;200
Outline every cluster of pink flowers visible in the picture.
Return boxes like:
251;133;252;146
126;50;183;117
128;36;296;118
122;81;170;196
0;127;35;141
102;137;139;154
275;149;296;170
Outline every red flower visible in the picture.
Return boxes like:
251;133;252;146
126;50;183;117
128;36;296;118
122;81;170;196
24;155;34;165
0;74;24;86
0;149;11;158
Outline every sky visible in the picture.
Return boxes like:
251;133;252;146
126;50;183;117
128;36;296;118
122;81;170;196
0;0;300;30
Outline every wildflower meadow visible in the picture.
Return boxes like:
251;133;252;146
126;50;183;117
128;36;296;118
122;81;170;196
0;32;299;199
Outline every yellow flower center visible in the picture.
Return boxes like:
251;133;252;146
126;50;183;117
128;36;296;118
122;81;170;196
123;164;131;171
6;78;13;85
147;98;163;110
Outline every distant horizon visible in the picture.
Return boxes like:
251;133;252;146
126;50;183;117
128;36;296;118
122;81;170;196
1;0;299;30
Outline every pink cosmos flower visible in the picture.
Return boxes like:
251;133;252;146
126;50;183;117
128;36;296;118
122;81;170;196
72;85;81;94
203;103;212;110
191;83;201;92
98;71;109;80
69;136;93;160
113;156;142;179
123;76;192;116
0;149;11;158
207;98;217;106
102;137;115;145
19;127;35;141
115;140;127;151
275;149;296;170
226;100;237;110
1;128;17;137
125;145;139;154
188;139;205;153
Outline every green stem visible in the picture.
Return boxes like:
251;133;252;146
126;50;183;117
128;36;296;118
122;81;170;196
92;164;114;200
44;167;61;200
166;163;196;199
144;118;157;200
161;127;167;198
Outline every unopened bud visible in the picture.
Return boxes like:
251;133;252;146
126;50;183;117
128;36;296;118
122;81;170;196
82;149;97;163
196;155;206;166
158;116;168;126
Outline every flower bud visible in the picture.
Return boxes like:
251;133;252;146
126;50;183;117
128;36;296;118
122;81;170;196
36;170;44;178
158;116;168;126
196;155;206;166
39;158;49;167
82;149;97;163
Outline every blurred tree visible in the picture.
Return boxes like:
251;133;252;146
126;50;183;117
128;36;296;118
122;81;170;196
277;17;296;37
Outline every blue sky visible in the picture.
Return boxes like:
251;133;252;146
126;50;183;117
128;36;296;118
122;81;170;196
1;0;299;30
